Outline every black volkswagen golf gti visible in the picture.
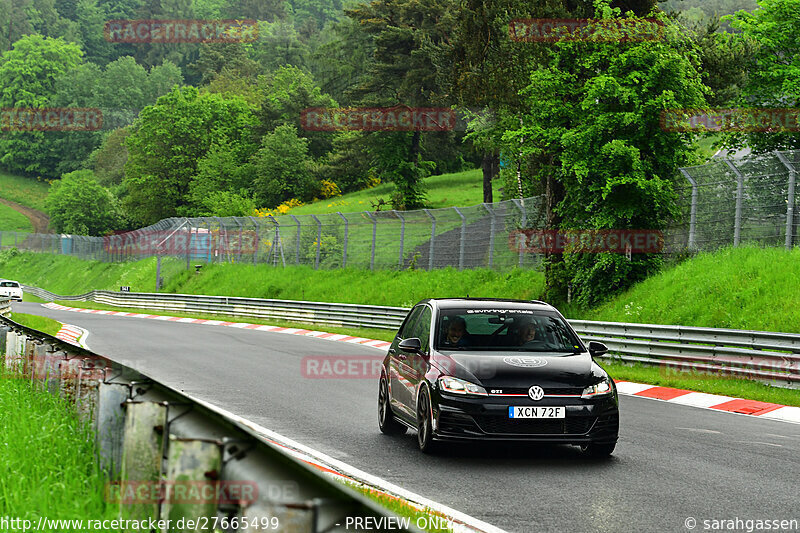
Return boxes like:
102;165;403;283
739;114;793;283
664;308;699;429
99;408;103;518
378;298;619;455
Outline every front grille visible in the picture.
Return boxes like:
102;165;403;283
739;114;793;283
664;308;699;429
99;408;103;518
496;387;583;396
475;415;596;435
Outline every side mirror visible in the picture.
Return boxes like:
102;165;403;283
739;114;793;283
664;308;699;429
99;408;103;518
588;341;608;358
398;337;423;354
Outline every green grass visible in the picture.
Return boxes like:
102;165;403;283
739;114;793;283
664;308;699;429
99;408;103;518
342;480;452;532
0;249;545;307
9;312;62;337
0;368;117;523
289;168;499;215
0;201;33;232
586;245;800;333
0;171;50;212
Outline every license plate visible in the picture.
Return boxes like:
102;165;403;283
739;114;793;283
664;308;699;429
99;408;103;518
508;406;565;419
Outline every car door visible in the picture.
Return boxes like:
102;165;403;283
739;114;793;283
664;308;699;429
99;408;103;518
405;306;432;416
388;306;423;418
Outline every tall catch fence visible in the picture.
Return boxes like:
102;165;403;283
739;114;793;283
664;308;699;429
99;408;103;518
1;149;798;270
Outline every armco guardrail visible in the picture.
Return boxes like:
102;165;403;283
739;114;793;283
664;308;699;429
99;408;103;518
23;286;409;330
0;297;10;317
23;286;800;387
0;314;424;532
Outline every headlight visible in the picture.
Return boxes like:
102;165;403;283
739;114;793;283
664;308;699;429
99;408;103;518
438;376;487;397
581;377;613;399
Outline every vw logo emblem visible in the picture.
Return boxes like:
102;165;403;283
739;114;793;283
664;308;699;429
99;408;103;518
528;385;544;401
503;356;547;368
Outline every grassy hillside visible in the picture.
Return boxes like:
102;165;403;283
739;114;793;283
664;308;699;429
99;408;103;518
0;171;50;213
0;249;545;307
3;245;800;333
289;169;500;215
588;246;800;332
0;202;33;232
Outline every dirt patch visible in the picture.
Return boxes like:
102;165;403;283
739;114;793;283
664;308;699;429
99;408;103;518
0;198;50;233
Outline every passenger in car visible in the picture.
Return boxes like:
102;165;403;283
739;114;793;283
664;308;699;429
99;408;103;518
517;321;545;347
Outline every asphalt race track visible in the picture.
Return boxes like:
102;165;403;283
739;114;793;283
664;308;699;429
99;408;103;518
17;302;800;533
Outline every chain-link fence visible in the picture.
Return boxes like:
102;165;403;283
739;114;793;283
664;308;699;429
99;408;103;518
666;149;800;251
0;197;546;270
2;149;798;270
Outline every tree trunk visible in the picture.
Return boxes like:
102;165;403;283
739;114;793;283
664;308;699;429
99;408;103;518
481;151;493;203
544;170;567;302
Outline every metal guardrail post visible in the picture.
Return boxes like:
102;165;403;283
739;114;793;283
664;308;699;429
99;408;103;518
289;215;301;265
394;211;405;269
364;211;377;270
680;169;698;250
337;212;348;268
777;152;797;249
424;209;436;271
454;207;466;270
311;215;322;269
725;159;745;246
483;203;496;268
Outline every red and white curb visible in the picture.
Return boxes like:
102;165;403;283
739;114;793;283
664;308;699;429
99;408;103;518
55;323;89;349
43;302;800;425
43;303;391;350
615;381;800;425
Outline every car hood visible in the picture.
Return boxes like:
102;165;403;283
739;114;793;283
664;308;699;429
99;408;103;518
431;350;599;388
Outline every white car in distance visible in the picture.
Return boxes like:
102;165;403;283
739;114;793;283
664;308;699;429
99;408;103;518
0;279;23;301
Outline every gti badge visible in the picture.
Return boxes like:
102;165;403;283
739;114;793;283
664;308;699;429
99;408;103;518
528;385;544;401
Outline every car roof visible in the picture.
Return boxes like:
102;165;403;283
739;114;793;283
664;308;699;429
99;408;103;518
419;298;557;311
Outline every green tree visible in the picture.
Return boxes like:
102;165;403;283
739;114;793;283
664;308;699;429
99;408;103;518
255;65;338;158
88;126;130;187
123;86;257;225
506;6;708;305
724;0;800;152
251;124;317;207
46;169;120;235
0;35;83;176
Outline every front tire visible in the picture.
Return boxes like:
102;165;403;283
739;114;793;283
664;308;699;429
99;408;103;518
581;441;616;457
416;388;437;453
378;377;406;435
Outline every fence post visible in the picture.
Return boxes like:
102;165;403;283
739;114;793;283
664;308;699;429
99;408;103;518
512;198;527;267
483;203;496;268
454;207;466;270
724;159;744;246
289;215;301;265
424;209;436;271
248;216;260;264
777;151;797;249
337;212;348;268
364;211;377;270
680;168;698;250
311;215;322;270
185;218;191;270
394;211;405;269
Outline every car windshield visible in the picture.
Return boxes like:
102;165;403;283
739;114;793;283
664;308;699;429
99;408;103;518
0;281;19;288
434;308;583;353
